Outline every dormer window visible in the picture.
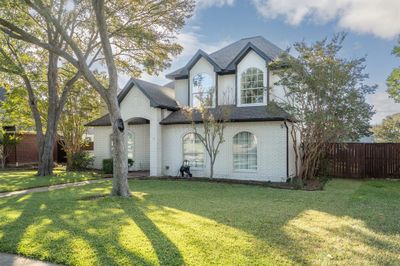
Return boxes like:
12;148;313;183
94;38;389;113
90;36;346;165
192;73;215;107
240;67;265;105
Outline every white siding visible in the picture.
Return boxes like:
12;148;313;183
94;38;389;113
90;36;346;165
269;71;286;103
217;74;235;105
174;79;188;106
236;50;268;107
92;126;112;169
127;124;150;171
162;121;288;182
92;85;163;175
189;57;215;107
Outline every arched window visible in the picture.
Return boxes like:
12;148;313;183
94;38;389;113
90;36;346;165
233;132;257;170
183;133;204;168
192;73;214;107
110;132;134;160
127;131;134;160
240;67;264;105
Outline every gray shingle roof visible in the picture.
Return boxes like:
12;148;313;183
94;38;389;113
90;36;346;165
160;105;291;125
164;81;175;89
86;115;151;127
166;36;284;79
118;78;178;111
86;114;110;126
87;78;178;126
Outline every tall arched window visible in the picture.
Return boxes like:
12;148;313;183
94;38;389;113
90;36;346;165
110;132;134;159
233;132;257;170
127;131;134;160
183;133;204;168
192;73;214;107
240;67;264;105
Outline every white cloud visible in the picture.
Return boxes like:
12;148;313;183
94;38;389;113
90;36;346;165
252;0;400;39
367;91;400;125
195;0;235;10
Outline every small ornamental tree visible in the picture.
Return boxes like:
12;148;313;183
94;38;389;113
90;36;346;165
271;34;375;182
58;78;101;171
183;89;231;178
372;113;400;143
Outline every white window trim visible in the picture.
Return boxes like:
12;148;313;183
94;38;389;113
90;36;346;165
190;72;216;108
182;132;206;170
232;131;258;172
237;67;267;107
126;130;135;161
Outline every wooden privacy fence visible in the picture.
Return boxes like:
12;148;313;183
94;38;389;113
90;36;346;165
322;143;400;179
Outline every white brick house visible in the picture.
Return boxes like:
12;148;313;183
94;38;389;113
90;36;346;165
87;36;297;182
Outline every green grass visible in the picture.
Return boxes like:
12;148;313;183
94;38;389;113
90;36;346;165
0;169;103;192
0;176;399;265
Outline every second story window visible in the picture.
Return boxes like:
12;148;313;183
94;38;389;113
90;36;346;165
240;67;264;105
192;73;214;107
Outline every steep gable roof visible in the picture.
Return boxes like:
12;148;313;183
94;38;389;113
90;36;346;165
166;36;284;79
87;78;178;127
118;78;178;111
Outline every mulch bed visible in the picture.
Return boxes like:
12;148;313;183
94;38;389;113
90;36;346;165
129;175;306;190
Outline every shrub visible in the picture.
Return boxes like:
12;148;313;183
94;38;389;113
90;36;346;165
102;158;135;174
102;159;113;174
68;151;94;171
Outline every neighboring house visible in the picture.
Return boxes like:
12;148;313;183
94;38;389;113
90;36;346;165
87;36;297;182
0;87;65;166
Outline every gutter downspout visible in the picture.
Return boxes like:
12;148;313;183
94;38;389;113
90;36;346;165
283;120;289;180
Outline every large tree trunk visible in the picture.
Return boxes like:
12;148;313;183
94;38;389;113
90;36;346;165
109;97;130;197
92;0;130;197
37;130;56;176
37;51;58;176
0;147;5;169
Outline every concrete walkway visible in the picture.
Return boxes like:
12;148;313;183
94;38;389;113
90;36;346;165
0;179;109;199
0;252;60;266
0;171;150;199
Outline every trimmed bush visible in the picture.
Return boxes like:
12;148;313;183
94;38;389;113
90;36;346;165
68;151;94;171
102;158;135;174
102;159;113;174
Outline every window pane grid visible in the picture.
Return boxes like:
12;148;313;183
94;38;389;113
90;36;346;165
233;132;257;170
192;73;214;107
240;67;264;104
183;133;204;168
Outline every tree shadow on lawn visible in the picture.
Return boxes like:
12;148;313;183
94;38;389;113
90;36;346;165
131;179;400;265
0;185;184;266
0;171;100;193
0;179;399;265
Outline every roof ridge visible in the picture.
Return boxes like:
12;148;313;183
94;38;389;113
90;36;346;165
209;36;263;56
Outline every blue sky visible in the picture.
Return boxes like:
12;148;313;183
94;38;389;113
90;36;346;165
137;0;400;124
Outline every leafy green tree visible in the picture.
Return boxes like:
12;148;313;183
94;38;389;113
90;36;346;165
271;34;375;181
58;78;101;171
0;0;194;196
0;86;30;168
387;39;400;102
0;8;82;176
372;113;400;143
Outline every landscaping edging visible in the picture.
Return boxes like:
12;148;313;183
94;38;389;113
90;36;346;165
129;175;303;190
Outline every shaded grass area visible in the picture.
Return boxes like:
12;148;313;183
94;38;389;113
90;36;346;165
0;177;399;265
0;170;103;192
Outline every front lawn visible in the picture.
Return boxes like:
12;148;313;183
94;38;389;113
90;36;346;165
0;169;103;192
0;176;399;265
